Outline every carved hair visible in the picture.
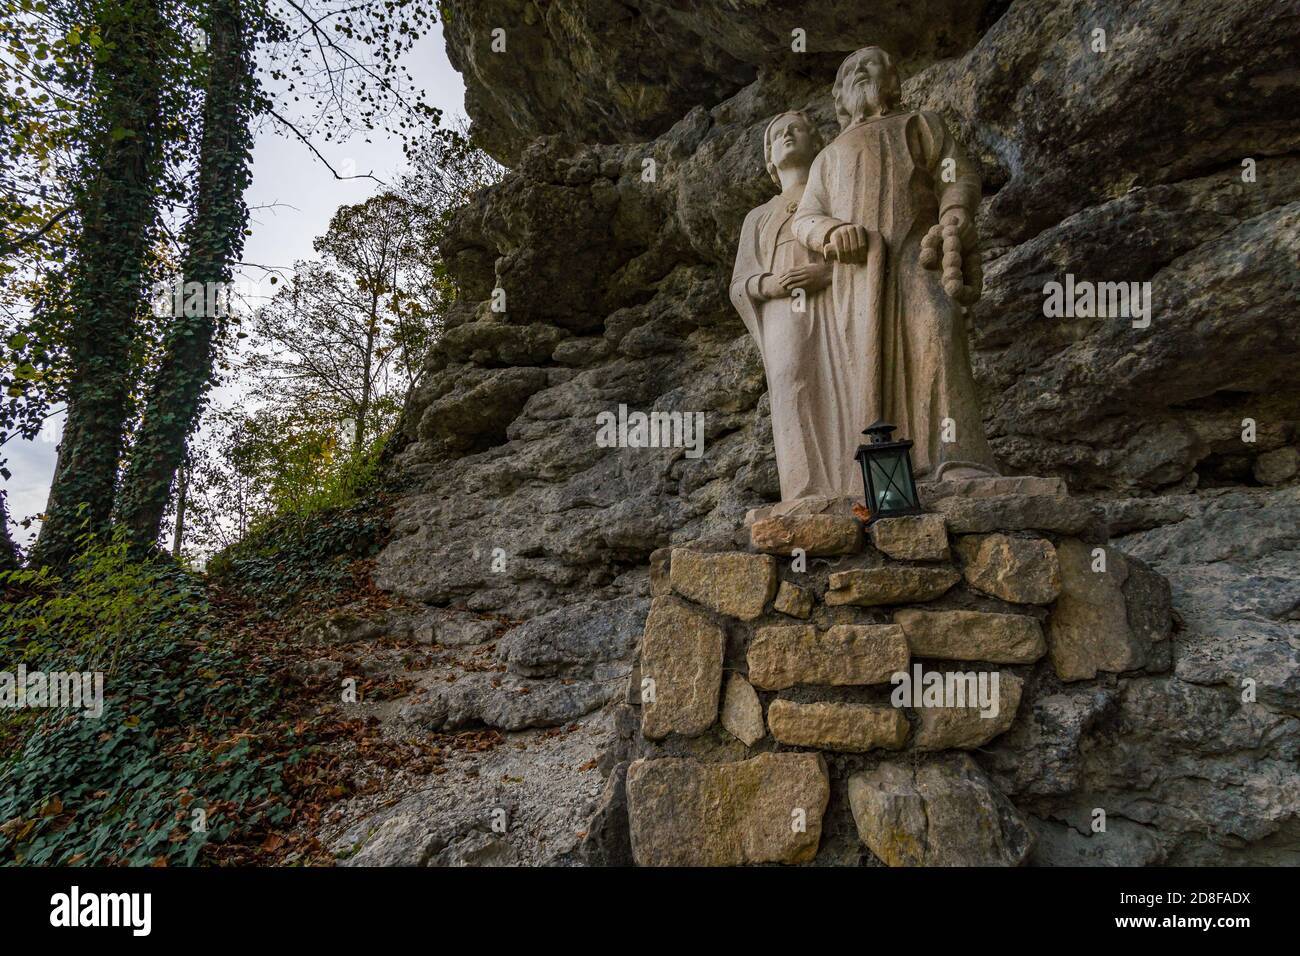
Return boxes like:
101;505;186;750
832;46;902;129
762;110;825;185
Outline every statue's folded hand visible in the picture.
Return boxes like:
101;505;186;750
779;262;832;293
758;274;788;300
824;223;872;263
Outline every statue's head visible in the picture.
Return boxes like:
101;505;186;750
832;46;901;128
763;110;824;185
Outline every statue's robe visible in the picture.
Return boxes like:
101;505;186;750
729;185;843;500
792;110;999;481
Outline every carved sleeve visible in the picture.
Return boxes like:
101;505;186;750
729;207;769;337
915;111;981;218
793;150;845;253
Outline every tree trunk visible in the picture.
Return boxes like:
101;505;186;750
30;0;171;569
171;462;187;558
116;0;256;550
0;490;20;573
355;292;378;455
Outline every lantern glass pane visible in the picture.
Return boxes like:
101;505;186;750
868;452;916;513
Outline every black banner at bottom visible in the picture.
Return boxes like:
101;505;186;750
0;865;1279;942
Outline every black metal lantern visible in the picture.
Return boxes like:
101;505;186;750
854;420;922;522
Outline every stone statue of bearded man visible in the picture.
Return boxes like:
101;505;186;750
790;45;1000;487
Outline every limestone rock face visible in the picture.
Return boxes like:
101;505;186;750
1048;539;1171;681
920;476;1068;503
1254;447;1299;485
955;533;1061;604
895;609;1046;664
767;700;908;753
441;0;989;164
415;366;550;454
639;597;725;739
825;566;960;607
404;608;499;647
984;687;1116;797
1114;487;1300;711
670;550;776;620
870;514;950;561
934;494;1100;536
848;756;1034;866
497;599;648;677
626;753;830;866
399;672;615;731
364;0;1300;865
748;624;909;689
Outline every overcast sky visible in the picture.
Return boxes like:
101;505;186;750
3;24;467;549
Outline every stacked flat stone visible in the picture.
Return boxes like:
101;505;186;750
623;478;1172;867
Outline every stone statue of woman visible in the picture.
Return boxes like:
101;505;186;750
729;110;842;501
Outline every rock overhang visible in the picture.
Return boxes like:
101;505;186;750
440;0;996;164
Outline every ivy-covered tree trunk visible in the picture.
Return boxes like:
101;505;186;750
30;0;170;570
0;490;20;572
117;0;256;549
171;460;187;557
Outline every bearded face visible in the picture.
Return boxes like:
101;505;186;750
841;75;883;121
834;47;898;127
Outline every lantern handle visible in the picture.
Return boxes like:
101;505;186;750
862;420;897;444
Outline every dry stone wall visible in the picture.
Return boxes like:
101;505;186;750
611;482;1171;865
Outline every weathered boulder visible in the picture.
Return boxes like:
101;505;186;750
303;608;386;645
919;476;1068;504
748;624;909;689
1115;487;1300;710
985;687;1117;797
406;608;499;647
1023;676;1300;866
767;700;908;753
895;609;1046;664
750;514;863;556
670;549;777;620
497;599;648;676
441;320;569;367
399;672;615;731
955;533;1061;604
847;755;1033;866
720;674;765;746
1048;539;1171;681
912;671;1024;751
1254;447;1299;485
934;494;1101;536
626;753;830;866
869;513;951;561
639;597;724;739
772;580;813;619
416;366;550;452
824;566;960;607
